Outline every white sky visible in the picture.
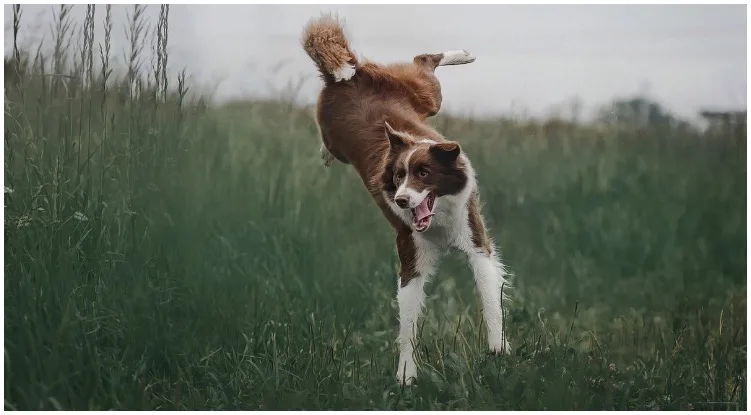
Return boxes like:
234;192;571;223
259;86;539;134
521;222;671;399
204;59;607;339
4;4;747;122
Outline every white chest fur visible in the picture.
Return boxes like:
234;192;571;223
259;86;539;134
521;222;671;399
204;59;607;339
387;158;510;386
382;156;478;253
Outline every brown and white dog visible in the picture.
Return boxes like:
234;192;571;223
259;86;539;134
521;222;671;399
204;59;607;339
302;15;510;385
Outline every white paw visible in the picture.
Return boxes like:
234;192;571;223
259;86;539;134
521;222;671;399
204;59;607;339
320;144;334;167
332;63;356;82
438;49;476;66
395;358;417;386
489;337;511;355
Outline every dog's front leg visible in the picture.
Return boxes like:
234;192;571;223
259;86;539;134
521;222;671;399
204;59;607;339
395;232;440;386
466;246;511;355
461;197;511;354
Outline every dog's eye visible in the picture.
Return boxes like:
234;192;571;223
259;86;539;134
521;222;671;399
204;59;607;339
418;170;429;178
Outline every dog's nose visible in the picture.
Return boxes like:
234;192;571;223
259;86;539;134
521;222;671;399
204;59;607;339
394;196;409;209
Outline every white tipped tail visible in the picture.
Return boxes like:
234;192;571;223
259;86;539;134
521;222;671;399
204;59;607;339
302;15;358;83
332;63;356;82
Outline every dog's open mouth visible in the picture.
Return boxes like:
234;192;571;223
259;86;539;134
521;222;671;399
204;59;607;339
411;193;435;232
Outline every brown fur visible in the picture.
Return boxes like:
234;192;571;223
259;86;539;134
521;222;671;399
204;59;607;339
395;232;419;283
301;14;358;83
468;194;493;255
302;16;487;287
390;144;467;197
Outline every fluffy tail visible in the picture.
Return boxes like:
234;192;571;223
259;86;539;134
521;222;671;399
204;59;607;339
302;14;358;83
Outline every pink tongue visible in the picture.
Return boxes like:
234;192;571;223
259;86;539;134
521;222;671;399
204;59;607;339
414;197;433;221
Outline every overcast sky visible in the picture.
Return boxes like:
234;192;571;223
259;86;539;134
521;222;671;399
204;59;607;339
4;4;747;121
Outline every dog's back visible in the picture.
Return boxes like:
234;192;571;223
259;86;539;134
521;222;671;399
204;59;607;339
302;15;447;186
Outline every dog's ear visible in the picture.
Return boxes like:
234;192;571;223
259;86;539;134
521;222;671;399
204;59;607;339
384;121;409;152
430;141;461;164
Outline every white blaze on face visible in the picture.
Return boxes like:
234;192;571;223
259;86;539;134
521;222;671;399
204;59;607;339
394;148;430;208
395;186;430;209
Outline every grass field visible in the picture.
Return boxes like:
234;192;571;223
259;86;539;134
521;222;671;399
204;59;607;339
4;6;747;411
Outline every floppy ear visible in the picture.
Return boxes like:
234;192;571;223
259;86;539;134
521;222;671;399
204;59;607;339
430;142;461;164
384;121;409;152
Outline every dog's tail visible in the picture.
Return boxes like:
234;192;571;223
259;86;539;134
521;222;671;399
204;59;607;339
302;14;359;84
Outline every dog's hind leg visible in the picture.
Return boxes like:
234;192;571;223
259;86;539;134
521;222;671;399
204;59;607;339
313;115;336;167
413;50;476;72
436;50;476;67
320;144;335;167
320;146;335;167
409;50;475;118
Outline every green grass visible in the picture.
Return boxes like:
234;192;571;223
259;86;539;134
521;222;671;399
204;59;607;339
4;6;747;411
